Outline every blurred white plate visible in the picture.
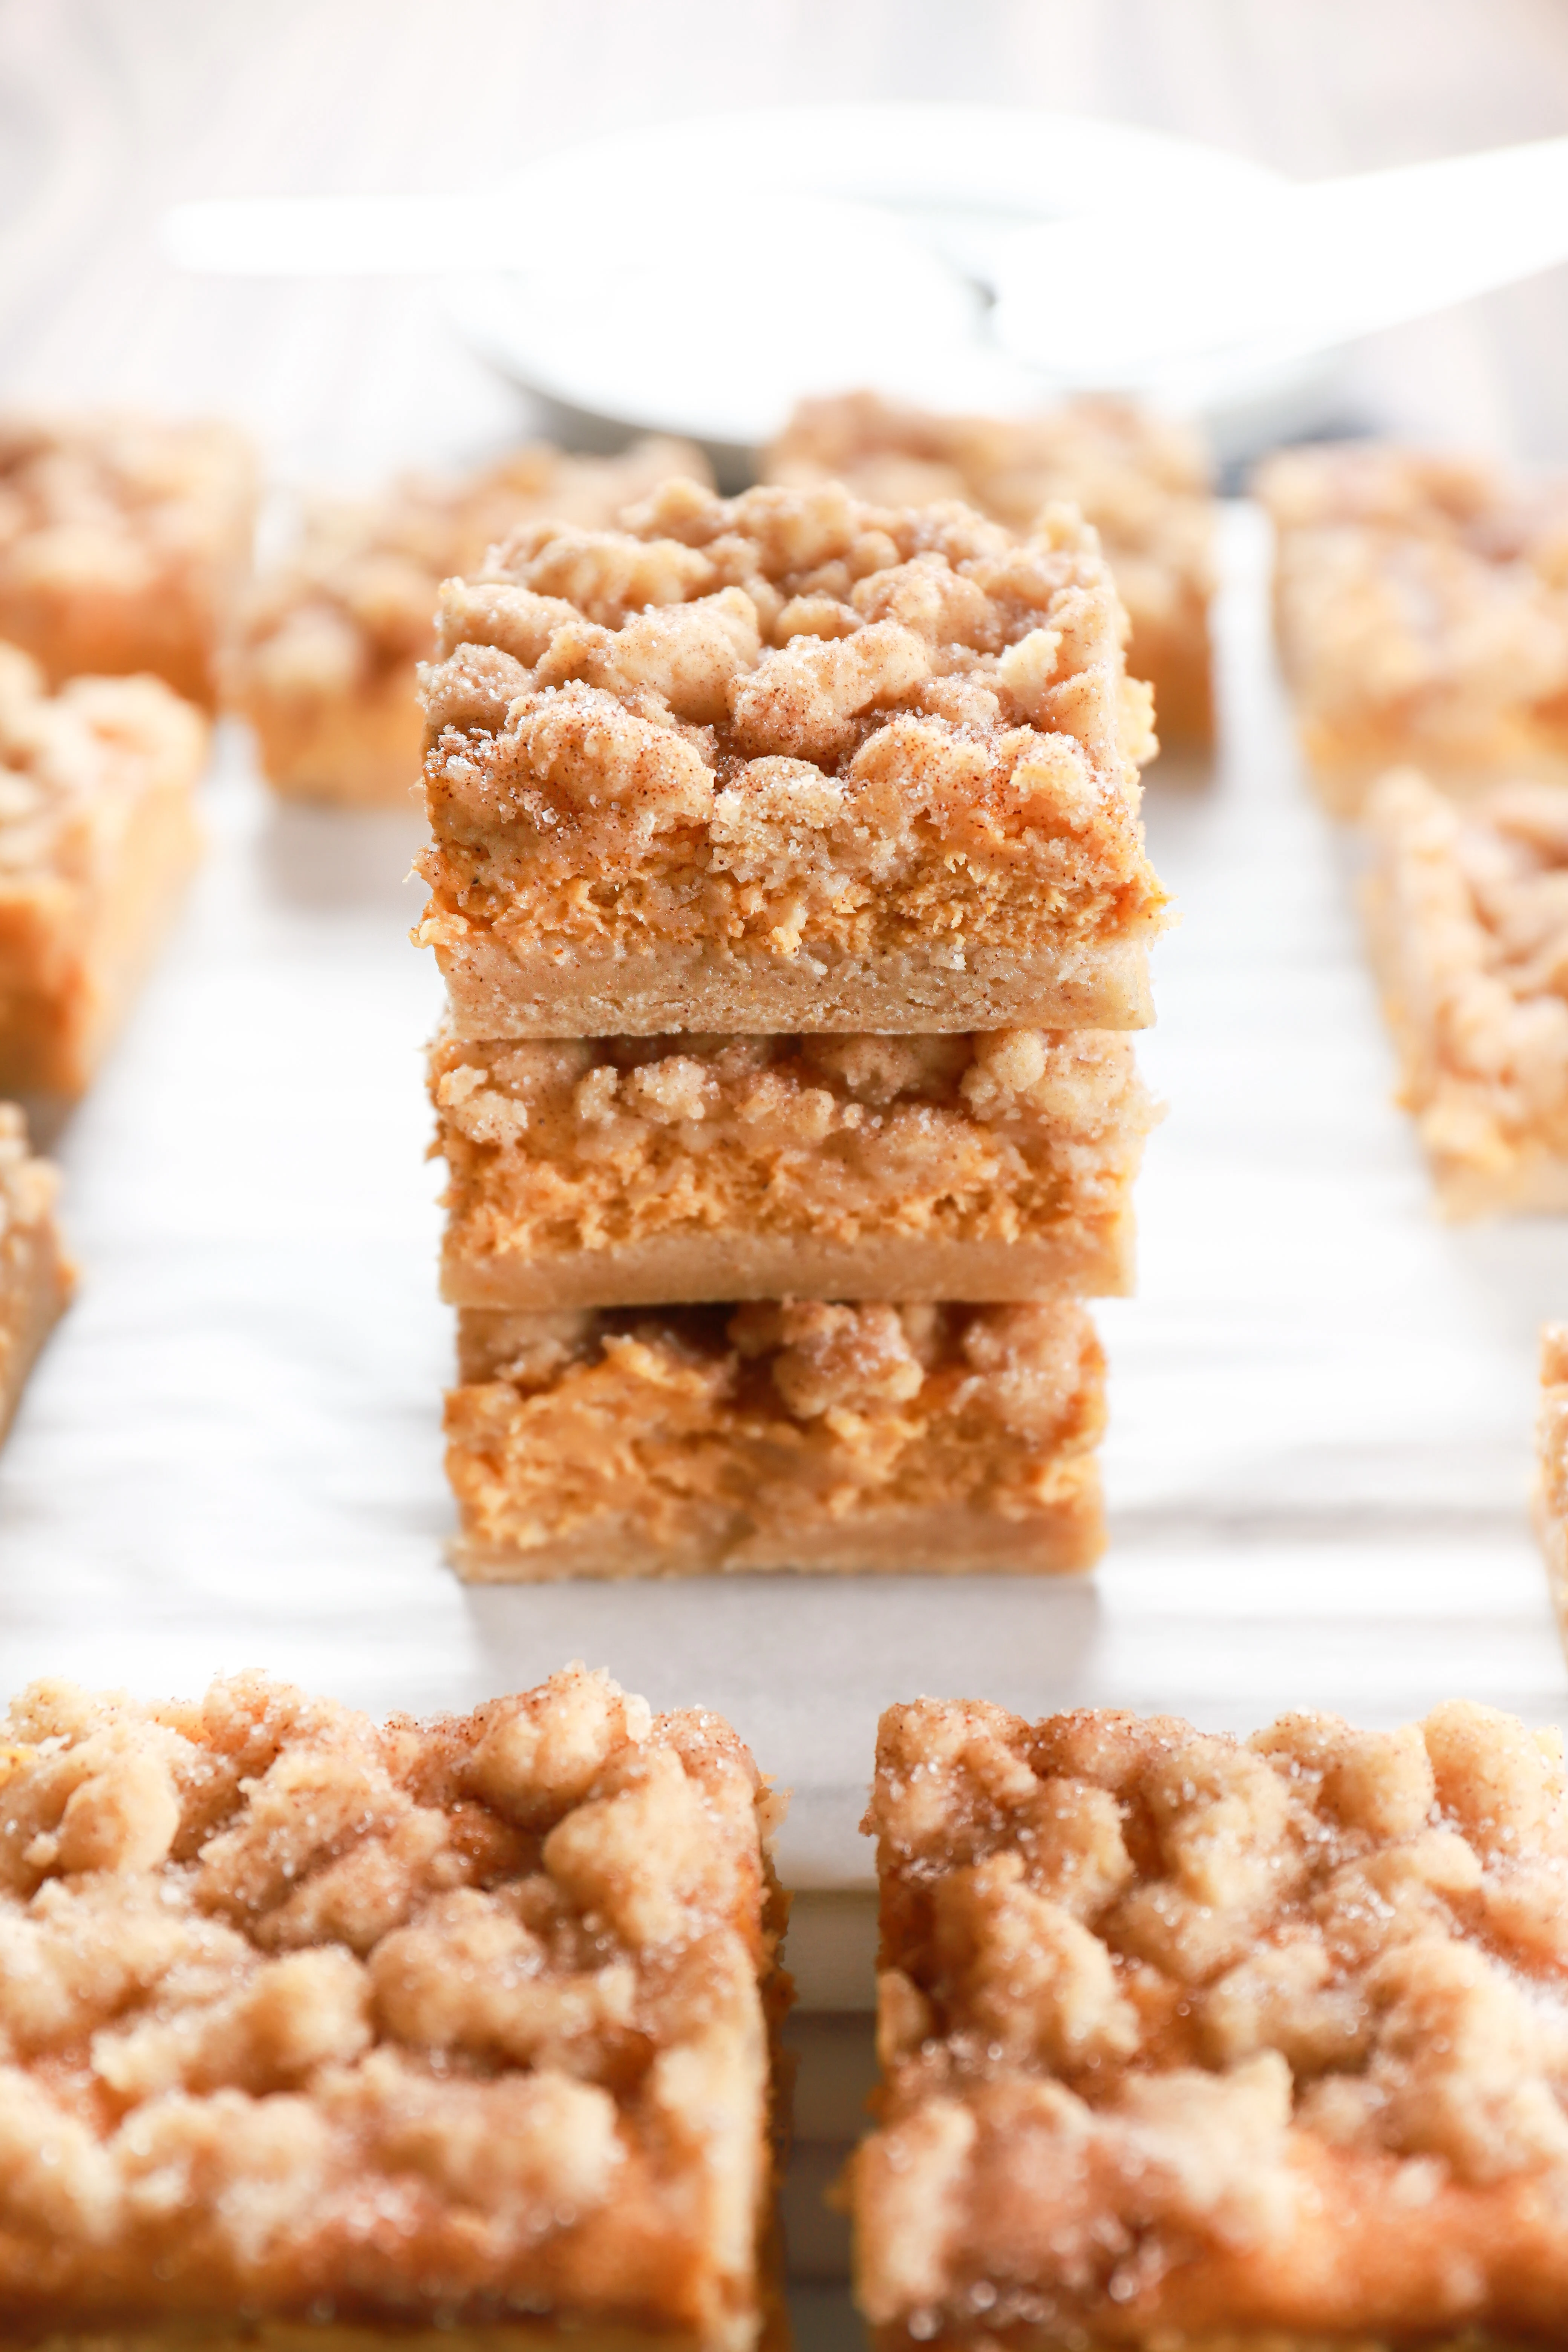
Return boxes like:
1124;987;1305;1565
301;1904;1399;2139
444;104;1343;478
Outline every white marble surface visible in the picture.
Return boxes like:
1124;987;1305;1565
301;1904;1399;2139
0;501;1563;1913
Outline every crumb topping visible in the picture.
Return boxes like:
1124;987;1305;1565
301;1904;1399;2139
1260;443;1568;776
766;390;1214;669
430;1025;1155;1268
0;414;253;587
0;1670;779;2338
231;438;707;713
0;642;207;883
856;1696;1568;2340
449;1302;1104;1565
1366;769;1568;1192
417;484;1165;967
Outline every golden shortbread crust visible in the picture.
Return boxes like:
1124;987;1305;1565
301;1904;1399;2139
0;413;255;709
851;1695;1568;2350
430;1026;1157;1309
446;1300;1106;1579
766;390;1216;746
0;1668;786;2352
230;440;707;808
416;481;1166;1035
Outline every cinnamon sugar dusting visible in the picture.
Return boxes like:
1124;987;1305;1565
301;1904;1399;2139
766;391;1216;743
0;1670;782;2346
854;1696;1568;2346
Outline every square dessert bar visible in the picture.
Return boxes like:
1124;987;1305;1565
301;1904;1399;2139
766;391;1217;746
0;645;206;1096
416;482;1167;1035
0;1103;71;1442
852;1694;1568;2350
0;412;256;709
0;1666;786;2351
229;437;707;808
1259;440;1568;814
1363;767;1568;1214
446;1299;1105;1579
430;1024;1158;1311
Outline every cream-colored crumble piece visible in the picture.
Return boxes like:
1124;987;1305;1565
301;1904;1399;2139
229;435;709;806
446;1300;1107;1579
416;482;1168;1035
1363;767;1568;1213
0;1668;785;2352
851;1695;1568;2349
765;389;1217;746
1260;440;1568;812
0;411;256;709
429;1024;1156;1309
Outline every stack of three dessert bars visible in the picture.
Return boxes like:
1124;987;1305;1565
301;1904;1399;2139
416;471;1168;1577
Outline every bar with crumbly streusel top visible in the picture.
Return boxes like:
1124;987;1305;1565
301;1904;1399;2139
0;643;206;1095
851;1693;1568;2352
0;1102;70;1441
415;482;1166;1035
1363;767;1568;1213
766;391;1216;748
1259;440;1568;815
446;1300;1105;1578
0;412;255;709
430;1024;1158;1310
0;1665;788;2352
228;437;706;808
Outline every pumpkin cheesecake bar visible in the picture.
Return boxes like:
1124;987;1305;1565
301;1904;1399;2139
0;644;206;1095
0;1665;787;2352
0;411;256;708
446;1299;1105;1579
851;1692;1568;2350
1259;440;1568;814
230;436;705;808
0;1102;71;1441
431;1024;1158;1310
1363;767;1568;1213
416;482;1166;1034
767;390;1217;746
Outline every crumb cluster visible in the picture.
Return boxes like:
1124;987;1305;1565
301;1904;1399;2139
416;481;1164;1029
1260;442;1568;808
1364;768;1568;1211
0;1669;781;2345
230;437;705;805
447;1301;1105;1578
431;1024;1155;1302
0;413;255;707
766;392;1216;742
854;1697;1568;2346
